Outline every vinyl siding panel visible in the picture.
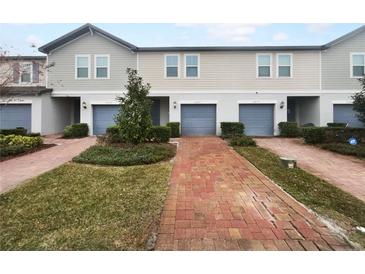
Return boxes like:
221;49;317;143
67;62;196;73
138;51;320;91
322;30;365;90
48;33;136;91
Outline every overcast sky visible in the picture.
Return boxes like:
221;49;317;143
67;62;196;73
0;23;363;56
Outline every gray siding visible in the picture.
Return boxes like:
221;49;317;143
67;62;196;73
138;51;320;91
48;33;137;91
322;30;365;90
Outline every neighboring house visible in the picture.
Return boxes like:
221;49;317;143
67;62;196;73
0;56;56;134
1;24;364;136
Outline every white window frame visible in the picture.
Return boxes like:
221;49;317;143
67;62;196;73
164;54;180;79
20;62;33;83
256;53;272;78
94;54;110;79
350;52;365;79
75;54;91;80
276;53;293;78
184;54;200;78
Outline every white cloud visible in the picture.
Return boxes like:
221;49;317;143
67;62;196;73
25;34;43;48
306;24;334;34
272;32;288;41
175;24;268;44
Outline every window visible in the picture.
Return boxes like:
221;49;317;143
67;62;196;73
20;63;32;83
75;55;90;79
277;54;293;78
95;55;110;79
165;55;179;78
185;54;199;78
351;53;365;78
257;54;272;78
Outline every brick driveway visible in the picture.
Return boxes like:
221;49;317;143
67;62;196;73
256;138;365;202
156;137;352;251
0;135;96;194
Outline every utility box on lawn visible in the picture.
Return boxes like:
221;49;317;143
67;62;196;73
280;157;297;169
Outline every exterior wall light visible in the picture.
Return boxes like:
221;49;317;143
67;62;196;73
280;101;285;109
173;101;177;109
82;101;87;109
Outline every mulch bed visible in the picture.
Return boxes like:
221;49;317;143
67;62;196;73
0;144;56;162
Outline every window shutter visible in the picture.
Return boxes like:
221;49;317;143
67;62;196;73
33;63;39;83
13;63;20;83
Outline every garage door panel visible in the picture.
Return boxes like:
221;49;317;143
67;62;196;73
181;104;216;136
0;104;32;132
239;104;274;136
333;104;363;128
92;105;119;135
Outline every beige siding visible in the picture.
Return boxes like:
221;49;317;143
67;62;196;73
48;33;137;91
138;51;320;91
322;30;365;90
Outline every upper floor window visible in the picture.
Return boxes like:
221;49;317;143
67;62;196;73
75;55;90;79
95;55;110;79
351;53;365;78
20;63;32;83
165;55;179;78
257;54;272;78
277;54;293;78
185;54;199;78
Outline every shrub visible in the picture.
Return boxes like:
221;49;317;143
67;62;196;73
278;122;300;137
106;125;123;143
324;127;365;144
320;143;365;158
166;122;180;138
0;127;27;136
302;127;326;144
0;134;43;148
148;126;171;143
221;122;244;138
63;123;89;138
301;123;315;128
73;143;176;166
229;135;256;147
27;132;41;137
327;123;347;128
0;144;27;157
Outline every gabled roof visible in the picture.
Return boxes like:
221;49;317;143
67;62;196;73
323;25;365;49
38;23;138;53
38;24;365;54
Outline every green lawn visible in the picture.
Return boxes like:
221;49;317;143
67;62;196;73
73;143;176;166
0;162;172;250
234;146;365;248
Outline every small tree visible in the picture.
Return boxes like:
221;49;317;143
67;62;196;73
115;68;152;144
352;76;365;126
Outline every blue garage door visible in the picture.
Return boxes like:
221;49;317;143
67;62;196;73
333;104;363;128
181;104;216;136
0;104;31;133
92;105;119;135
239;104;274;136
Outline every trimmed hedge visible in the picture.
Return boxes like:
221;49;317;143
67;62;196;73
229;135;256;147
221;122;244;138
0;134;43;157
63;123;89;138
166;122;180;138
278;122;300;137
106;125;123;143
327;123;347;128
0;127;27;136
148;126;171;143
301;123;315;128
302;127;326;144
320;143;365;158
324;127;365;144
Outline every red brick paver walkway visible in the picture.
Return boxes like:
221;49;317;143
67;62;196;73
0;135;96;194
156;137;352;251
256;138;365;202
